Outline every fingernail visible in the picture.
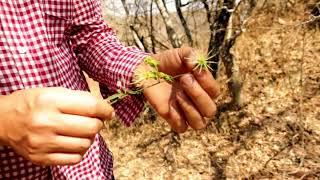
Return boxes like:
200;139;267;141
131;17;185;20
194;70;206;78
111;112;116;119
181;74;194;86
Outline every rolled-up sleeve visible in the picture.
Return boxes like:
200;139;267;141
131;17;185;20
68;0;148;126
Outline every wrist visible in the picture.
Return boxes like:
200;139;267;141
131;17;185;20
133;56;172;91
133;62;158;89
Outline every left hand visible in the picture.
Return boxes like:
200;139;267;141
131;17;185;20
138;47;220;133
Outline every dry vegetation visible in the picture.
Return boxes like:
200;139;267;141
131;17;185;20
86;1;320;179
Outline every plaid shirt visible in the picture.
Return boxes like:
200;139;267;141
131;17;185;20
0;0;147;179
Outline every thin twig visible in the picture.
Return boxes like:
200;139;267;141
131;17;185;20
264;143;292;168
297;26;306;168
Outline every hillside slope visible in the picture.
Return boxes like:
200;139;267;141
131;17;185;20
97;1;320;179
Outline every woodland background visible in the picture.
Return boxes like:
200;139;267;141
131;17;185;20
86;0;320;179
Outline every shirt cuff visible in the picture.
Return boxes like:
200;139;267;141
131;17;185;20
100;51;148;126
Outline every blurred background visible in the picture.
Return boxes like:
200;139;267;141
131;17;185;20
89;0;319;179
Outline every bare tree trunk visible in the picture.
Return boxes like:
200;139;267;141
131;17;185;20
155;0;182;48
220;0;256;108
121;0;147;51
131;25;147;51
175;0;193;46
149;1;156;53
202;0;234;77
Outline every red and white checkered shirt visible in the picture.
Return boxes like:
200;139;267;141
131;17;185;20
0;0;147;179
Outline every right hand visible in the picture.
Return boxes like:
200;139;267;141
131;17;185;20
0;87;114;166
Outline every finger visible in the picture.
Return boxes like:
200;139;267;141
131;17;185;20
180;74;217;118
95;100;115;120
176;91;207;130
166;100;189;133
54;114;103;138
143;82;188;133
177;47;195;70
31;153;83;166
193;69;220;99
48;136;93;154
41;88;114;119
152;98;188;133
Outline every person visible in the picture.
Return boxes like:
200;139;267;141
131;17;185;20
0;0;220;179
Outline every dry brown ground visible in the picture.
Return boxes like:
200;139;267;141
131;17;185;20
86;2;320;179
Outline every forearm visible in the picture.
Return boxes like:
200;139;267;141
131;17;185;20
70;0;148;91
76;36;147;91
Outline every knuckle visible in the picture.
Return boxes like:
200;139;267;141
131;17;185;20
180;78;193;88
30;112;48;128
190;90;203;100
26;136;41;150
177;93;199;115
182;103;194;113
35;92;52;106
26;146;37;155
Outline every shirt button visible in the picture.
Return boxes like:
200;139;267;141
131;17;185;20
17;46;28;54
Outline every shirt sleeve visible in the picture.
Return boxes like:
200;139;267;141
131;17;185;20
68;0;148;126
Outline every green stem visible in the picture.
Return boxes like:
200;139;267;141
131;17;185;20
106;73;191;105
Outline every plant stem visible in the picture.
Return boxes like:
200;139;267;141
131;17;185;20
106;73;191;105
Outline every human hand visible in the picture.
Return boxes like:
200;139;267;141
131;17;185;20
0;87;114;165
151;47;201;76
138;47;220;133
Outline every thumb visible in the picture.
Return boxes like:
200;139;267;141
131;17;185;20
177;46;195;70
